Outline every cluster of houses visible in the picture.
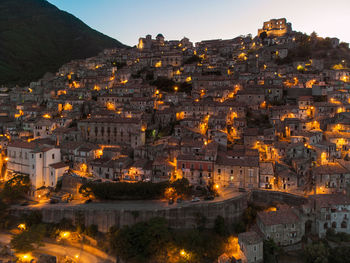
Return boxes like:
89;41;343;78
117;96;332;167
0;18;350;261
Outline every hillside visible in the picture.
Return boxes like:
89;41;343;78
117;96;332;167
0;0;126;86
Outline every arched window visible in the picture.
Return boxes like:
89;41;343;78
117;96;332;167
324;223;328;230
332;222;337;228
341;221;347;229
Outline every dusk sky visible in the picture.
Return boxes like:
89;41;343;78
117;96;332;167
48;0;350;46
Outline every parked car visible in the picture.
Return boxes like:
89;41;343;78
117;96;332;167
204;195;215;201
238;188;246;192
176;198;183;204
191;197;200;202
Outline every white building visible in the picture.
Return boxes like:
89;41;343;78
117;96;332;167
7;141;67;189
308;194;350;237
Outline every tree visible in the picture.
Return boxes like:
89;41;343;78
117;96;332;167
85;224;98;237
110;217;171;263
330;246;350;263
304;242;329;263
263;239;280;263
0;198;8;229
22;211;42;227
11;224;46;253
259;31;267;41
1;175;31;202
171;178;191;198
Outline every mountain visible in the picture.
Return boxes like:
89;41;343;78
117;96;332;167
0;0;126;86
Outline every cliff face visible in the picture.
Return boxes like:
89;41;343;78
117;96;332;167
0;0;126;86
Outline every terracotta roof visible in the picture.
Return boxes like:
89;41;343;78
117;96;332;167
79;117;140;124
8;141;36;150
238;231;262;245
257;208;299;226
49;162;69;169
259;162;274;175
310;194;350;208
312;163;349;175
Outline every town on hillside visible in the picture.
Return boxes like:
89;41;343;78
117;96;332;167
1;18;350;263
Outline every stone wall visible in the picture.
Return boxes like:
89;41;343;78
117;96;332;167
251;190;307;206
10;190;308;233
11;193;249;233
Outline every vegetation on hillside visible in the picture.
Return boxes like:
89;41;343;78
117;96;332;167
0;0;125;86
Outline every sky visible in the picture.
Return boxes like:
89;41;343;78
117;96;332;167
48;0;350;46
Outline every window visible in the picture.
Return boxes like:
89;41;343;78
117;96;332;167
52;154;55;159
217;169;221;174
39;153;42;158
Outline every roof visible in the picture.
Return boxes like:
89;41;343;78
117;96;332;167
238;231;262;245
216;151;259;167
259;162;274;175
257;208;299;226
312;163;349;175
49;162;69;169
310;194;350;208
8;141;36;150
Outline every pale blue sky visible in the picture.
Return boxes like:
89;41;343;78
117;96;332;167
48;0;350;46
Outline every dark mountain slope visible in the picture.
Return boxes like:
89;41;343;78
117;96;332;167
0;0;126;86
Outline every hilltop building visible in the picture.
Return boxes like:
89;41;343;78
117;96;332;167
258;18;292;37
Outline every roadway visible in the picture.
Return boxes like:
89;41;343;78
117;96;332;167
0;233;114;263
15;189;243;211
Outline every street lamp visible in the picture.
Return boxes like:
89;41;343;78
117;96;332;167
179;249;190;260
18;223;26;231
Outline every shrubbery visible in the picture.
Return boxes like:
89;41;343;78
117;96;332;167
109;217;226;263
0;175;31;202
79;178;191;200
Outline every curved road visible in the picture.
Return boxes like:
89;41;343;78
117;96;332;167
0;233;114;263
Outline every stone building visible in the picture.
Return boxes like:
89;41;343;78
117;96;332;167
77;117;145;148
257;206;304;247
308;194;350;237
258;18;292;38
214;152;260;189
238;231;263;263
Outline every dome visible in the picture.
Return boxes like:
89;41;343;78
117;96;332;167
156;33;164;39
